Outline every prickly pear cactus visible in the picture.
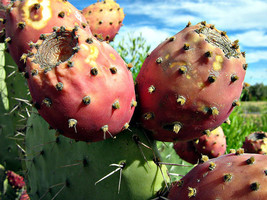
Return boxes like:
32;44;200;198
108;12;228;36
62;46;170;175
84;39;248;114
193;126;226;158
136;22;247;142
168;151;267;199
25;110;169;200
0;43;22;171
242;131;267;154
82;0;125;41
5;0;91;72
25;26;136;142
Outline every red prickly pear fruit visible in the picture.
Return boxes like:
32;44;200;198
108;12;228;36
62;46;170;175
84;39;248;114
242;131;267;154
20;189;30;200
173;140;201;164
5;0;91;72
82;0;125;41
6;170;25;189
0;0;11;41
136;22;247;142
194;126;226;158
25;26;136;142
168;152;267;200
173;127;226;164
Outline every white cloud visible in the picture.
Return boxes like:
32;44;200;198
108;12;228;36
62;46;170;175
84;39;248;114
232;31;267;48
246;50;267;63
115;25;171;50
122;0;267;31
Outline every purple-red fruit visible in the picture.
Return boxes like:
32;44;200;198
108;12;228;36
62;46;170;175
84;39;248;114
6;170;25;189
173;140;201;164
82;0;125;41
168;152;267;199
136;22;246;142
5;0;91;72
194;126;226;158
242;131;267;154
26;27;136;142
20;190;30;200
173;127;226;164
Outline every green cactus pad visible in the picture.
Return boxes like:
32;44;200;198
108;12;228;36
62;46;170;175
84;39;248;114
25;110;169;200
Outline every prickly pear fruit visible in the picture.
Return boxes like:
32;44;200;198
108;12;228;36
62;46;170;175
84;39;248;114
20;189;30;200
168;152;267;200
82;0;125;41
5;0;90;72
25;110;169;200
173;127;226;164
173;140;201;164
194;126;226;158
6;170;25;190
25;26;136;142
242;131;267;154
136;22;246;142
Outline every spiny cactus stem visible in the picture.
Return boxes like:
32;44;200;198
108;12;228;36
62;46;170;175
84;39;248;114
133;136;151;168
95;163;126;193
157;162;192;168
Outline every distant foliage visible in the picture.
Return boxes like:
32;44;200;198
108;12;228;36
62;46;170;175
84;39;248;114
242;83;267;101
112;33;151;80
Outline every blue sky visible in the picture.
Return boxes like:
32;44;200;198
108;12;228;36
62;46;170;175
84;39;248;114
70;0;267;85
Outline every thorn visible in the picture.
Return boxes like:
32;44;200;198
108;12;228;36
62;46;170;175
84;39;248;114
55;82;64;91
177;96;186;105
95;163;126;194
112;100;120;109
91;67;98;76
186;21;191;27
42;98;52;107
82;96;91;105
250;182;260;191
143;112;154;120
148;85;156;94
169;36;176;41
223;173;233;182
188;187;197;198
67;61;74;68
231;74;239;82
86;37;94;44
203;130;211;136
31;69;38;76
221;31;227;36
110;67;117;74
246;156;255;165
183;43;190;50
178;66;187;74
208;75;216;83
173;123;182;134
101;125;113;140
68;119;77;133
243;64;248;70
17;22;26;29
232;100;241;107
224;118;231;125
127;63;134;70
156;57;163;64
209;107;219;116
205;51;212;57
58;11;65;18
131;100;137;108
200;21;206;26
